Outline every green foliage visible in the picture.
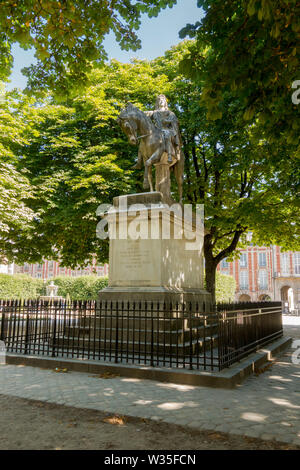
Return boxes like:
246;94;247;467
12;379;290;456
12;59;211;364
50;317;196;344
49;275;108;300
180;0;300;151
153;40;299;299
0;163;35;243
0;89;38;261
0;0;176;96
0;273;108;300
2;60;170;267
0;272;234;301
0;274;44;299
215;271;236;303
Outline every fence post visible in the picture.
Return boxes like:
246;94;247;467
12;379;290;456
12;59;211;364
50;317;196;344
115;301;119;363
24;307;30;355
217;313;222;371
150;302;154;367
0;310;5;342
52;302;57;357
279;304;283;333
189;303;193;370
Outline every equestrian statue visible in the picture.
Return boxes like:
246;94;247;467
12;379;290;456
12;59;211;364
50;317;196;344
117;95;184;202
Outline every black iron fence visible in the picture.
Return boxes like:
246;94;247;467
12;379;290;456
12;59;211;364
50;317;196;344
217;302;283;368
0;299;283;371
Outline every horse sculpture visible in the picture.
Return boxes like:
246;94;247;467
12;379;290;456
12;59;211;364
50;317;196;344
117;103;184;202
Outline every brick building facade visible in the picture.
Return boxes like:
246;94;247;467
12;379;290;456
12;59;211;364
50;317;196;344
217;246;300;310
13;260;109;279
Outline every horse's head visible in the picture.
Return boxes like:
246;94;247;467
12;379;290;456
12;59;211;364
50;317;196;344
117;103;139;146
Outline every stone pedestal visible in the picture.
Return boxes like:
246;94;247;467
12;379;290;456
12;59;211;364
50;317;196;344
154;161;171;197
99;191;211;309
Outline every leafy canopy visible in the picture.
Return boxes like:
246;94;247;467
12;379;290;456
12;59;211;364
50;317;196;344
1;0;176;96
0;88;38;262
179;0;300;149
153;40;299;300
1;59;170;267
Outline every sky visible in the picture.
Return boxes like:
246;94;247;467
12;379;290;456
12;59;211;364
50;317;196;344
7;0;203;90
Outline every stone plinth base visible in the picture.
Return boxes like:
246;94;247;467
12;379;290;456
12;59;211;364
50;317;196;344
99;286;212;312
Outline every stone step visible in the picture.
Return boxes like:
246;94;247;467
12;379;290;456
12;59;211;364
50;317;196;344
54;334;218;355
63;323;218;344
67;316;217;332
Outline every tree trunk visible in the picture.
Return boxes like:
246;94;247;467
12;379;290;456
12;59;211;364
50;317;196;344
204;235;217;305
205;258;217;305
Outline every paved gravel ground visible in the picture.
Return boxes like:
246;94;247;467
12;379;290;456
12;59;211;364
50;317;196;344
0;316;299;450
0;394;298;450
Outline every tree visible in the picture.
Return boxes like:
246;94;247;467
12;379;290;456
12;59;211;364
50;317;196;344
153;41;299;301
179;0;300;150
1;0;176;96
0;88;37;262
4;60;170;267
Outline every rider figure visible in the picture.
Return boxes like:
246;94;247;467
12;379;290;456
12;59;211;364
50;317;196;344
132;95;181;169
147;94;181;164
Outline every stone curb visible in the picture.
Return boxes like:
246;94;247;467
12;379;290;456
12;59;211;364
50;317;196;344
5;336;292;389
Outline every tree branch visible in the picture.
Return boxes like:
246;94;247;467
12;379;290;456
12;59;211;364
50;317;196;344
214;229;246;264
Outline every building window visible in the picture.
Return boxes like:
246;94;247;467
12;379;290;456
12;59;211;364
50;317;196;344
258;252;267;267
239;271;248;290
281;252;289;274
258;270;268;290
239;253;247;267
221;258;229;269
294;253;300;275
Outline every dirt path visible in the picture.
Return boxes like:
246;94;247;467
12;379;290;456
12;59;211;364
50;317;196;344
0;394;298;450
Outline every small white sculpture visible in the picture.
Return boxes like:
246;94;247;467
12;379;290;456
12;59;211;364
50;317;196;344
46;281;58;298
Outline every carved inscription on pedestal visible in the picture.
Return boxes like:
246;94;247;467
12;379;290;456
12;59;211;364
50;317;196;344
111;239;160;285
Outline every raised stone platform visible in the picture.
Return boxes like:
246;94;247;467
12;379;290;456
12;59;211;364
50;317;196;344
5;336;292;389
99;287;211;308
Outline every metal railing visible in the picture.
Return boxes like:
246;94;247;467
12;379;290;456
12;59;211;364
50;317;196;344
0;299;283;371
217;303;283;368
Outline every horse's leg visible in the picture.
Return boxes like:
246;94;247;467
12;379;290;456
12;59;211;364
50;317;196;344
145;148;163;167
132;147;143;170
141;153;153;192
